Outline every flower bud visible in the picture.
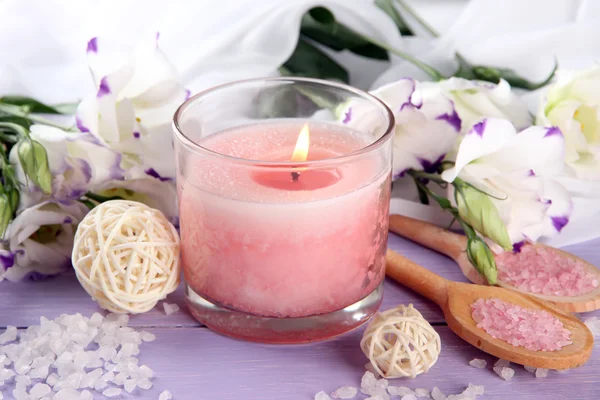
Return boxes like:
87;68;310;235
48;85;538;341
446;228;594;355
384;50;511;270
0;193;12;238
467;238;497;285
455;183;512;251
7;188;19;213
17;139;52;194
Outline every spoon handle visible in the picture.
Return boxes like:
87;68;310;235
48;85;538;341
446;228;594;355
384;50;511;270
389;214;467;260
386;249;449;307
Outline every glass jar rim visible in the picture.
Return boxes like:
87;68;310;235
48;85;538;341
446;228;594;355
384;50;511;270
172;76;395;167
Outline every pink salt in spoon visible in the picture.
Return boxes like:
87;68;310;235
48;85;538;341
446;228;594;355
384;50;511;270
386;249;593;369
389;214;600;313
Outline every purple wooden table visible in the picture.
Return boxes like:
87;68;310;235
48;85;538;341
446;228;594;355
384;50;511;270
1;233;599;399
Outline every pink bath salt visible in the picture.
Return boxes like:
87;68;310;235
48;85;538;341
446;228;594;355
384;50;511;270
495;245;599;297
471;298;572;352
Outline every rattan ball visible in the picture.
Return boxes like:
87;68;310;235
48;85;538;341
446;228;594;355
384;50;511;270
72;200;180;314
360;304;441;378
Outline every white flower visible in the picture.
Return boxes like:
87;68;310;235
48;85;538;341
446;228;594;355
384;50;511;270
0;201;88;282
10;125;124;210
343;78;460;179
75;35;188;181
537;66;600;180
91;178;178;226
442;118;572;244
418;78;532;136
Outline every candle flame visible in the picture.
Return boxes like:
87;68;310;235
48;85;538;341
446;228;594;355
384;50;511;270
290;123;310;162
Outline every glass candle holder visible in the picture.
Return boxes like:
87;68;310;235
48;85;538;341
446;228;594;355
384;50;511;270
173;77;394;343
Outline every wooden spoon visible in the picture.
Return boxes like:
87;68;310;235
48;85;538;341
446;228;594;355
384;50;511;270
389;214;600;313
385;249;594;369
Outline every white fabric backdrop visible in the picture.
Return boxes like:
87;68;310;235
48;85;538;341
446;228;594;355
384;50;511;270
0;0;599;247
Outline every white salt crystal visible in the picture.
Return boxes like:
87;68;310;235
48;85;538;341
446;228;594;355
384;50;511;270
469;358;487;369
114;371;128;385
431;387;446;400
140;331;156;342
0;326;18;344
388;386;415;396
162;302;180;315
524;365;536;373
415;388;429;397
366;396;386;400
29;365;49;379
332;386;357;399
0;367;15;381
94;378;108;391
364;362;381;378
0;392;3;400
124;378;137;393
139;365;153;379
158;390;173;400
493;366;515;381
29;382;51;398
15;374;31;388
535;368;548;378
315;392;332;400
494;358;510;368
103;387;122;397
15;358;32;375
53;388;81;399
103;371;116;383
12;388;28;400
138;377;153;390
464;383;485;396
99;346;117;361
400;396;417;400
80;390;93;400
46;372;59;387
89;313;103;326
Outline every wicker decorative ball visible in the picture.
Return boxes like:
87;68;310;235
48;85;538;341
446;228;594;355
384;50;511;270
72;200;180;314
360;304;441;378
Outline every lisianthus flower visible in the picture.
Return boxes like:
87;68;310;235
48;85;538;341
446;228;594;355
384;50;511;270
442;118;572;244
75;34;188;182
537;66;600;180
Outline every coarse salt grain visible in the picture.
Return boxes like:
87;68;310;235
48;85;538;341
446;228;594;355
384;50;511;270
431;387;445;400
535;368;549;378
315;391;332;400
163;302;180;315
159;389;174;400
400;395;417;400
495;245;598;297
524;365;537;373
469;358;487;369
0;326;18;344
493;366;515;381
415;388;429;397
471;298;572;351
331;386;357;399
103;387;122;397
388;386;415;396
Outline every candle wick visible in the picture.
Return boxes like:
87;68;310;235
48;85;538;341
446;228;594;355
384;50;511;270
291;171;300;182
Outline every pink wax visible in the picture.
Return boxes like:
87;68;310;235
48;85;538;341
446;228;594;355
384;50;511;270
178;121;391;318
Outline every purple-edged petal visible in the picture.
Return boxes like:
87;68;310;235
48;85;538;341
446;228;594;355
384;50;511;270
418;154;444;173
0;250;15;270
75;116;90;133
472;120;486;137
544;126;562;138
86;37;98;53
342;107;352;124
63;217;73;224
97;77;111;98
184;89;191;100
527;169;536;177
551;216;569;232
145;167;171;182
133;131;140;139
512;240;526;253
436;108;462;133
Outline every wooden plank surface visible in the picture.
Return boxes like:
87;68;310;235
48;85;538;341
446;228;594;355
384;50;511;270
1;233;599;399
4;326;597;400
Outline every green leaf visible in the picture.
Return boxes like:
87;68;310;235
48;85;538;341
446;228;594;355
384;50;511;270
0;114;33;129
375;0;413;36
467;237;498;285
0;193;12;238
17;139;53;194
300;8;389;60
454;181;513;251
0;96;62;114
452;53;476;80
282;37;349;83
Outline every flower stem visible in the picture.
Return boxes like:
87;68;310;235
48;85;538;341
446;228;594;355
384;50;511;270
347;27;445;81
395;0;439;37
408;170;447;183
0;103;74;131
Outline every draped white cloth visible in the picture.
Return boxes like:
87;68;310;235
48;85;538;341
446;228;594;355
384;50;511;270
0;0;599;246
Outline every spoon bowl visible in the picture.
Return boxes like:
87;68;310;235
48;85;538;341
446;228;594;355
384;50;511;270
386;249;594;369
389;214;600;313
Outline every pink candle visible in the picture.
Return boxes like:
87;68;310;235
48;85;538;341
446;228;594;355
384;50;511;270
178;122;390;318
173;77;394;343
